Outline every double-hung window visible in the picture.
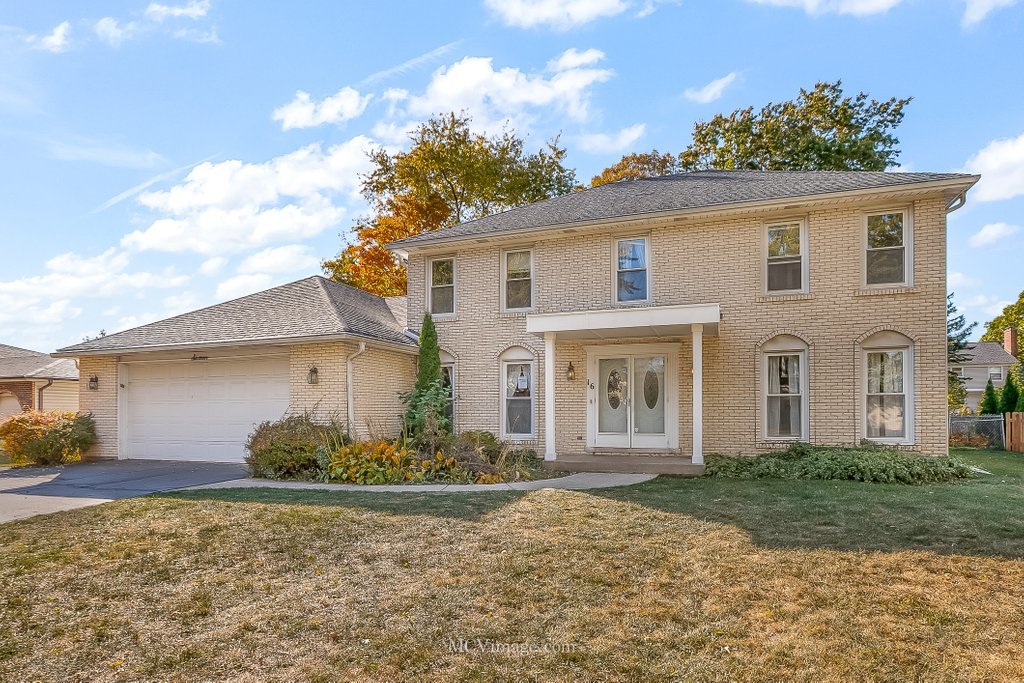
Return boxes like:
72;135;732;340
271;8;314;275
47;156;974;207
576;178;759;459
616;237;649;303
766;221;806;293
502;250;533;311
429;258;455;316
866;349;909;440
766;352;806;439
989;367;1004;382
502;361;534;437
866;210;910;286
440;363;455;427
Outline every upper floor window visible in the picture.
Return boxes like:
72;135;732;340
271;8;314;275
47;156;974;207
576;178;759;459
766;220;806;293
616;237;649;304
429;258;455;316
865;210;910;286
502;250;533;311
989;367;1004;382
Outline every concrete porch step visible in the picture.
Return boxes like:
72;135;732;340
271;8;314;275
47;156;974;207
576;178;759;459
544;454;705;476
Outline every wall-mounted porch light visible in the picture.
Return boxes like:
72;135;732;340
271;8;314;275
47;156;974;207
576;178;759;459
566;361;576;381
307;365;319;385
87;375;99;391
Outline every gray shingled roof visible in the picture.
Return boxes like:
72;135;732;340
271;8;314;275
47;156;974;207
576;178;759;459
960;342;1018;366
56;277;414;355
0;344;78;380
391;170;978;249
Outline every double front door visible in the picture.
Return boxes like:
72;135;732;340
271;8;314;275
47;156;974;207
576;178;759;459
587;345;679;450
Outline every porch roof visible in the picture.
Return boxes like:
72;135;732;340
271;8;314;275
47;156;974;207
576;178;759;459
525;303;720;340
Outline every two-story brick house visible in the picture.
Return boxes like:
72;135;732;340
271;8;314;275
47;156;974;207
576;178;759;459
391;171;980;469
56;170;979;470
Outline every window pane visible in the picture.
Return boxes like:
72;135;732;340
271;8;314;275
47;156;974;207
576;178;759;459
506;279;531;309
506;251;531;279
867;351;904;393
431;285;454;314
768;355;800;395
617;270;648;301
506;398;532;435
866;248;905;284
506;363;531;398
768;225;801;257
767;396;802;438
867;213;904;248
767;259;802;291
617;239;646;270
441;365;454;424
431;259;454;286
866;395;905;438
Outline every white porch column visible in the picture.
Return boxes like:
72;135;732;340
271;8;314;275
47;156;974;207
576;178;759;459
691;323;704;465
544;331;557;461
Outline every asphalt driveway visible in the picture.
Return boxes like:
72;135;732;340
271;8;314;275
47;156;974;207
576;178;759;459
0;460;247;523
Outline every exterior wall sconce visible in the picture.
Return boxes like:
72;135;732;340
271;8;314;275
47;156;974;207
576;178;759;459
566;362;576;381
307;366;319;385
87;375;99;391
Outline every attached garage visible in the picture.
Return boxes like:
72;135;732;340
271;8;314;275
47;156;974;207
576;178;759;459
122;355;290;463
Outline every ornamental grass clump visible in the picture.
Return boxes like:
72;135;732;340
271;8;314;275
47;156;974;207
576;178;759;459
705;443;973;484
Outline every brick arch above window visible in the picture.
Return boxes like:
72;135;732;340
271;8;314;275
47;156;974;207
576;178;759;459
494;343;539;361
755;329;813;351
857;326;918;346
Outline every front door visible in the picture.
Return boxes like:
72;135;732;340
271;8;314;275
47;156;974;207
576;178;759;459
590;346;677;449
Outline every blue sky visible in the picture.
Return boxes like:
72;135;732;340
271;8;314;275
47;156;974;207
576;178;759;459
1;0;1022;351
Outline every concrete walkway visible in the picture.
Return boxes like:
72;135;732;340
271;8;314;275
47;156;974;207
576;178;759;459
187;472;657;493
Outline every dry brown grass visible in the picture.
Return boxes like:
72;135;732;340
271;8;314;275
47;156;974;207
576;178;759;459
2;451;1024;681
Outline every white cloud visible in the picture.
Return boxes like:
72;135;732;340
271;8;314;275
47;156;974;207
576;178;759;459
948;272;981;289
93;17;137;47
238;245;319;275
216;274;274;301
745;0;904;15
576;123;646;153
272;87;372;130
962;293;1013;317
547;48;605;72
199;256;228;276
171;27;221;44
403;54;613;131
962;0;1019;26
968;222;1021;247
29;21;72;53
485;0;630;29
46;138;165;169
964;132;1024;202
145;0;211;21
684;72;739;104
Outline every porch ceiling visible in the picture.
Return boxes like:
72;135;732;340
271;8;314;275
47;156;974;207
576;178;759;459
525;303;720;340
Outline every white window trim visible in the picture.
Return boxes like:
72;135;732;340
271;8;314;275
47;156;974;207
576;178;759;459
500;248;535;313
989;367;1004;381
863;207;914;288
763;218;809;295
500;359;536;439
863;345;915;445
427;256;456;318
763;348;810;441
612;235;652;306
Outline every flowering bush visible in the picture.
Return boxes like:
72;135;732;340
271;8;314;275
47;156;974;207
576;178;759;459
0;411;97;466
319;439;472;485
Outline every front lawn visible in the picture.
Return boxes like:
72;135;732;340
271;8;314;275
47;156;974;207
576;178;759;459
2;450;1023;681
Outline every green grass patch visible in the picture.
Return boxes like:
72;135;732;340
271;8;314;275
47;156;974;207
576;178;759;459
705;443;973;484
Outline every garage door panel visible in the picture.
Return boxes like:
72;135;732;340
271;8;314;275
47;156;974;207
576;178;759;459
124;356;289;463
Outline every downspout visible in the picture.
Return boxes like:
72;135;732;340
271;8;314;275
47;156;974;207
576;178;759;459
346;342;367;438
946;190;968;214
37;379;53;411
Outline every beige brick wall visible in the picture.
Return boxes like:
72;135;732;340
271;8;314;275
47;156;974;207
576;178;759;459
407;195;950;456
288;341;354;423
351;346;418;439
78;356;119;459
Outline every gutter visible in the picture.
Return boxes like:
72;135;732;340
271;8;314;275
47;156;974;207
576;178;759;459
37;379;53;411
346;341;367;437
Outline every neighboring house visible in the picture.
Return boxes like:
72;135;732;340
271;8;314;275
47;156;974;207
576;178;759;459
0;344;79;419
55;170;980;470
53;277;416;462
952;328;1019;410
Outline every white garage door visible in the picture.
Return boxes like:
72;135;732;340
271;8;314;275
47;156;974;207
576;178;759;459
123;355;290;463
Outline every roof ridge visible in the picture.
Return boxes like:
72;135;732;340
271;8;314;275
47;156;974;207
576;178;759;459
312;276;353;334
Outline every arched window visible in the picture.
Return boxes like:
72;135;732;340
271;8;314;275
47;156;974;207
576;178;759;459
499;346;535;438
439;350;456;428
861;330;914;444
762;335;809;441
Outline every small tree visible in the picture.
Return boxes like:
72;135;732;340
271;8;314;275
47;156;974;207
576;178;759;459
415;313;440;391
1000;373;1020;415
979;379;1001;415
402;313;450;441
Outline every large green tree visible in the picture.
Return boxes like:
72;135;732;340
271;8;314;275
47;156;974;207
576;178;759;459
590;81;911;187
947;293;977;410
980;288;1024;351
1000;373;1020;415
979;379;1001;415
324;113;577;295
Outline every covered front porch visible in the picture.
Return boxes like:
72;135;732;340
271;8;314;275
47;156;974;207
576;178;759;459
526;303;720;474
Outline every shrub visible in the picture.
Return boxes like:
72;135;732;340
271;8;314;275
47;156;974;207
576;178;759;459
401;378;451;443
0;411;97;466
319;439;471;485
979;379;1000;415
949;432;990;448
245;414;347;480
705;443;973;485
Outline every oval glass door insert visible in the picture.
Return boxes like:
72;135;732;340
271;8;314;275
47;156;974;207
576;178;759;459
644;369;659;409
